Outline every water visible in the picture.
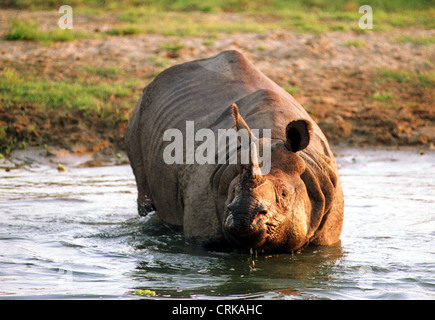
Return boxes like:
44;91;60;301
0;148;434;299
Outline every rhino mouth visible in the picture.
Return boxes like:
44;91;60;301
223;211;269;249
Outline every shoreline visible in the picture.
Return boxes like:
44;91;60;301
1;144;433;172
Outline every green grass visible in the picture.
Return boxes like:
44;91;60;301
3;1;435;42
372;91;393;100
4;0;434;12
342;39;368;47
138;12;272;36
393;35;435;45
133;289;156;297
0;68;131;115
106;25;143;36
82;65;124;78
113;7;434;36
374;68;435;88
149;56;171;68
5;19;92;43
0;68;137;154
160;42;186;51
202;40;215;46
284;85;301;95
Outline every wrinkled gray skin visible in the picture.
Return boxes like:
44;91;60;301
126;50;343;253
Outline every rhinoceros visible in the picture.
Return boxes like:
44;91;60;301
126;50;343;253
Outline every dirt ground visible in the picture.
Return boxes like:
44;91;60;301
1;9;434;160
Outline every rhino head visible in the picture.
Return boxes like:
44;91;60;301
222;104;319;253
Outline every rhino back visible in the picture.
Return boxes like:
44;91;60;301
136;50;325;162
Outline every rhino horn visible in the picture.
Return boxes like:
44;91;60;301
231;103;266;187
231;103;257;142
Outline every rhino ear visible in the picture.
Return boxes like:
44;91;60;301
285;120;312;152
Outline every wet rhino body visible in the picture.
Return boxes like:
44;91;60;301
126;50;343;252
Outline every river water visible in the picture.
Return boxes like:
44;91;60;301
0;148;434;299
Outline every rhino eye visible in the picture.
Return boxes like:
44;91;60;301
281;190;288;197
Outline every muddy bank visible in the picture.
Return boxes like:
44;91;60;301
1;10;434;157
0;146;129;171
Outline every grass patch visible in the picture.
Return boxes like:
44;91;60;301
4;0;434;12
0;68;137;154
82;65;124;78
106;25;143;36
374;9;435;29
149;56;171;68
147;12;271;36
372;91;393;100
0;124;15;156
0;68;131;115
111;8;434;37
90;1;435;32
2;1;434;32
133;289;156;297
342;39;368;47
5;18;92;43
374;68;435;88
393;35;435;45
160;42;186;51
202;39;215;46
4;3;433;41
284;85;301;95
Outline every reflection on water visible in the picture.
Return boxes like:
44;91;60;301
0;149;434;299
131;213;344;299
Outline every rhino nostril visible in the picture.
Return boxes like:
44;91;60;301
257;210;268;216
227;203;236;212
